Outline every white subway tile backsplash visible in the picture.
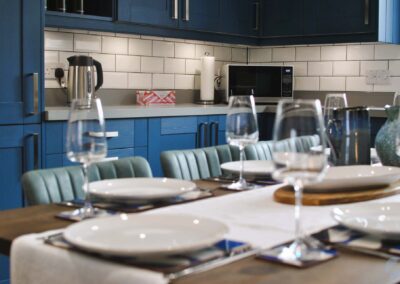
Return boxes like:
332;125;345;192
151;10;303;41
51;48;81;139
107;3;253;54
214;46;232;61
45;32;73;51
90;53;115;72
389;61;400;76
45;51;59;64
175;74;195;89
89;31;116;36
102;72;128;89
194;75;201;90
346;77;373;92
249;48;271;63
153;73;174;89
320;77;345;91
153;41;174;58
321;46;346;61
333;61;359;76
175;43;196;59
361;61;388;75
102;36;128;55
116;33;140;39
186;59;201;75
231;48;247;63
195;45;214;58
45;79;60;88
272;48;295;62
215;61;225;76
375;44;400;60
296;46;320;61
74;34;101;52
141;57;163;73
285;62;307;76
374;77;400;92
308;62;332;76
128;73;152;89
295;77;319;91
347;45;374;60
129;39;152;56
116;55;140;72
165;58;185;74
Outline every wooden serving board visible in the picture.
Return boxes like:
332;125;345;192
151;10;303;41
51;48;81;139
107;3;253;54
274;182;400;206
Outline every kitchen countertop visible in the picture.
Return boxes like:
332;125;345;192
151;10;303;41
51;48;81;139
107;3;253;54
45;104;278;120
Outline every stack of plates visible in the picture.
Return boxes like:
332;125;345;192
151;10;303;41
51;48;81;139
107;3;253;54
63;213;229;256
220;160;274;178
89;177;197;204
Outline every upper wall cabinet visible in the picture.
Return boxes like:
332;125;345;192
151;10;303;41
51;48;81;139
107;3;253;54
0;0;43;125
117;0;178;28
178;0;221;33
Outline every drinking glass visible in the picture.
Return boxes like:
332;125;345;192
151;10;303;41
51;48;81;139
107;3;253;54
66;98;107;219
393;91;400;106
271;99;328;261
225;95;259;190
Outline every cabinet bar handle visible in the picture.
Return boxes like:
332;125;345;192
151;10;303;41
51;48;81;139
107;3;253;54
88;131;119;138
183;0;190;21
197;122;206;148
203;122;209;147
210;122;219;146
253;2;260;31
172;0;178;19
364;0;369;25
32;133;39;170
29;73;39;115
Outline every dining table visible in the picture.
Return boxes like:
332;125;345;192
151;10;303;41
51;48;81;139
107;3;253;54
1;180;400;284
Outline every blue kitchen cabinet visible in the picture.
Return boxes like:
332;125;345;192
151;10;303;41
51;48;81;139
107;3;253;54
0;124;41;281
117;0;179;28
44;119;148;168
261;0;304;37
303;0;376;36
148;115;226;177
178;0;221;33
0;0;43;125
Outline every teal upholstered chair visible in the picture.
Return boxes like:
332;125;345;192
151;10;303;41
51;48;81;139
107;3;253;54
160;144;240;180
22;156;153;206
244;135;321;160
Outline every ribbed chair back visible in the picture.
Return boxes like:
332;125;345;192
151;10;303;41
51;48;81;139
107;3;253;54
161;145;240;180
22;157;153;206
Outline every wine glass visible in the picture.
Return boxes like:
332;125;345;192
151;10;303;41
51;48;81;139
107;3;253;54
270;99;328;262
323;93;348;125
66;98;107;219
225;95;259;190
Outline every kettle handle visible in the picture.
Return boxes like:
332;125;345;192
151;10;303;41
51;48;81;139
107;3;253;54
93;59;103;91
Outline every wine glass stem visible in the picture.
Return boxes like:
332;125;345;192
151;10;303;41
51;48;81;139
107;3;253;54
82;163;93;218
239;145;245;183
293;180;304;244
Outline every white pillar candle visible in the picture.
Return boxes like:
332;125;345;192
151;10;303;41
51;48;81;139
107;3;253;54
200;55;215;101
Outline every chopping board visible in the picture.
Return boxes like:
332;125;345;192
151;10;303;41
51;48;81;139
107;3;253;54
274;182;400;206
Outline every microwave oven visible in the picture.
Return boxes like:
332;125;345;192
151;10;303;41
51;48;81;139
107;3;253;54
220;64;293;103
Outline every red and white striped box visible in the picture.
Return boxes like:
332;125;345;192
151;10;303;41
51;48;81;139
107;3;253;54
136;90;176;106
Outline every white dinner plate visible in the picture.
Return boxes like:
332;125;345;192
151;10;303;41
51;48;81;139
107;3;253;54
89;178;197;201
63;213;229;256
304;165;400;193
332;202;400;240
221;160;274;176
310;146;379;162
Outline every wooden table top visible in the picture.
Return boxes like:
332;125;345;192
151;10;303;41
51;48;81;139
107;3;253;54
0;180;399;284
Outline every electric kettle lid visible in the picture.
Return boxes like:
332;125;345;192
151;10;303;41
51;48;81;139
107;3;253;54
67;55;94;66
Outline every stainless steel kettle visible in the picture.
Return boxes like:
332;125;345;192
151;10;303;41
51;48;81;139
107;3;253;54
55;55;103;104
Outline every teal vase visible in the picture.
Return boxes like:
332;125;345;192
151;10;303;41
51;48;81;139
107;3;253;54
375;106;400;166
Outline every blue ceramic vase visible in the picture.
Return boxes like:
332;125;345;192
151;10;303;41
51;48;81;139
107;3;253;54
375;106;400;166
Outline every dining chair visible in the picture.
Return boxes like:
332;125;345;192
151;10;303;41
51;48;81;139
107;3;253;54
160;144;240;180
22;156;153;206
244;135;321;160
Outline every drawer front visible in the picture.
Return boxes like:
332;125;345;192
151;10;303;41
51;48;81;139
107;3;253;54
105;119;135;150
160;117;198;135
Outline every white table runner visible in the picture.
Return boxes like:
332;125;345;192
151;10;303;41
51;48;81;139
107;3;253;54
11;185;400;284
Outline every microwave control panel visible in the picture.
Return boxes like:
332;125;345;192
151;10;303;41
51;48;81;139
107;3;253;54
281;67;293;98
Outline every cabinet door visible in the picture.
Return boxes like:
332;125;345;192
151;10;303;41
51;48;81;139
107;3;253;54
179;0;221;33
261;0;304;37
0;0;43;125
117;0;179;28
148;117;199;177
304;0;375;36
220;0;260;36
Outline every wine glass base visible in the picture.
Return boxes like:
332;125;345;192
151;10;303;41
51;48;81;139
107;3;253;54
222;180;257;191
60;207;113;221
260;236;336;267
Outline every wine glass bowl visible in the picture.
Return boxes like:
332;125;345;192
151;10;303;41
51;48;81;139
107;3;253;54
270;99;328;262
225;95;259;190
66;98;107;219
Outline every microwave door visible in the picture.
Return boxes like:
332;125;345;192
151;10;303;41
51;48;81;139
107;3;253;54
255;67;282;102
